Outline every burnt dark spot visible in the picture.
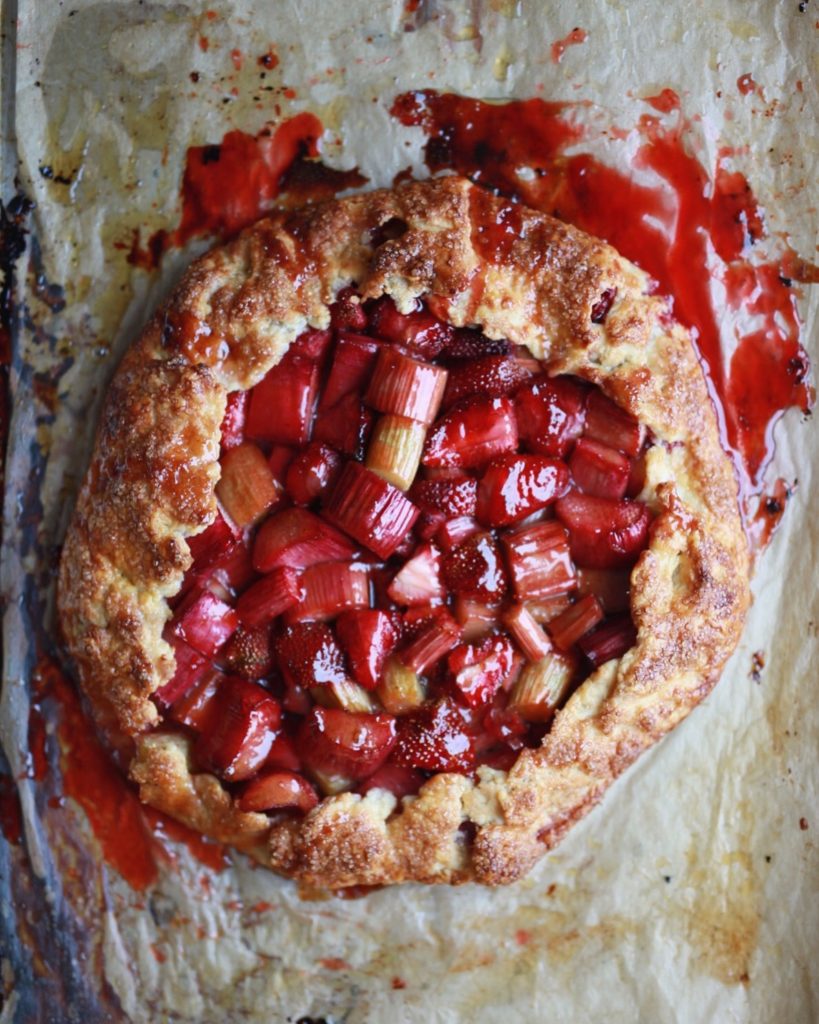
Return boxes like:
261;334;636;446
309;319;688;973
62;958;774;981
798;0;807;11
190;71;200;83
779;274;793;288
663;875;672;883
201;145;221;164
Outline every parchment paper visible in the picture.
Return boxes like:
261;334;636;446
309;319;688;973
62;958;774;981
2;2;817;1022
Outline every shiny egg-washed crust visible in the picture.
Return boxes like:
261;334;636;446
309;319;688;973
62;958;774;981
58;176;749;887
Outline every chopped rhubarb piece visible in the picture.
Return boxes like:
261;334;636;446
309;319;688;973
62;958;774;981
386;544;444;607
584;390;644;457
187;510;240;571
245;350;319;446
237;771;319;814
172;589;239;657
195;677;281;781
264;732;302;772
436;515;482;553
329;287;367;332
155;637;210;707
169;670;222;732
400;608;462;674
298;706;397;780
442;355;535;410
476;454;570;527
358;764;424;798
323;462;420;559
253;507;357;573
514;375;587;458
554;493;650;569
392;699;475;773
220;390;248;450
377;656;427;713
548;594;605;651
507;651;576;722
284;442;342;506
365;348;448;426
320;332;381;410
578;614;637;666
454;596;501;641
313;391;373;458
220;624;275;680
524;595;573;623
291;327;333;362
275;622;348;689
369;295;454;359
503;603;555;662
311;678;375;713
284;562;370;622
448;635;519;708
365;414;426;491
423;395;518;469
211;540;257;597
411;476;478;518
501;520;577;600
216;443;283;529
235;566;302;627
569;437;630;499
576;567;631;613
336;609;399;691
268;444;295;480
442;532;508;602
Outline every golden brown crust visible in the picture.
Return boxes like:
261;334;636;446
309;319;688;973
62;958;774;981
58;176;750;887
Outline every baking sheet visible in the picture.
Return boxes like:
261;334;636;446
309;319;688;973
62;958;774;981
2;1;817;1021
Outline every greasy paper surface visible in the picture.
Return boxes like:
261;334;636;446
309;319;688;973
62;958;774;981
2;1;817;1021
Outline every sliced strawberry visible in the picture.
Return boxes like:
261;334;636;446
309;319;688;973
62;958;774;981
216;442;283;529
423;395;518;469
253;507;357;573
440;326;511;360
548;594;605;651
275;622;348;689
358;764;424;798
583;390;644;457
441;355;535;410
211;540;257;597
569;437;630;499
320;332;381;410
195;677;281;781
155;637;211;707
322;461;420;559
365;348;448;425
187;510;240;572
448;635;519;708
514;375;587;457
442;532;508;603
264;732;302;772
503;603;554;662
329;287;367;332
220;624;275;680
416;509;448;541
386;544;444;607
220;390;248;450
313;391;374;458
172;589;239;657
298;706;397;780
237;771;319;814
284;443;342;506
476;454;570;527
577;614;637;666
501;520;577;600
369;295;454;359
245;349;320;446
291;327;333;362
169;670;222;733
400;607;462;674
336;609;399;691
235;566;302;627
284;562;370;622
411;476;478;518
554;493;650;569
392;699;475;773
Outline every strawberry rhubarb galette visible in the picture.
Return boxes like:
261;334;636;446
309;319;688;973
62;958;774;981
58;176;749;887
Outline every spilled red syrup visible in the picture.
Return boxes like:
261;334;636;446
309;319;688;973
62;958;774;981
0;774;22;844
551;27;587;63
390;89;816;550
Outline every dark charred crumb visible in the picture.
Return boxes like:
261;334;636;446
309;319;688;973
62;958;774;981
798;1;808;12
190;71;200;83
779;274;793;287
764;855;771;863
787;355;807;380
749;650;765;683
663;874;672;883
38;165;74;186
765;497;782;515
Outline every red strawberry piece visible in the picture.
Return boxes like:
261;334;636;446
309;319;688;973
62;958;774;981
253;506;357;573
503;603;554;662
172;589;239;657
358;763;424;798
245;349;320;446
423;395;518;469
448;635;519;708
336;609;400;690
275;622;348;689
211;540;257;597
501;520;577;600
548;594;605;651
441;355;535;410
313;391;374;458
476;454;570;527
569;438;630;499
235;566;302;627
482;704;528;749
220;624;275;680
442;532;508;603
298;706;397;780
441;326;511;360
583;390;644;457
577;614;637;667
322;461;420;560
392;699;475;773
411;476;478;518
290;327;333;362
264;732;302;772
369;296;454;359
320;332;381;410
155;636;211;708
168;670;222;733
284;442;342;506
416;509;448;541
237;771;319;814
187;510;240;573
400;607;462;674
554;493;650;569
329;287;367;332
282;681;312;716
514;375;587;458
220;390;248;450
386;544;444;607
195;677;281;781
217;442;283;529
284;562;370;623
364;347;448;425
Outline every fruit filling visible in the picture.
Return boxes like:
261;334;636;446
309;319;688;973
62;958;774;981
156;291;654;814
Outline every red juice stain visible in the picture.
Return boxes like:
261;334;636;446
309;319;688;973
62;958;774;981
258;47;279;69
390;90;816;549
515;928;532;945
230;48;243;71
0;774;22;844
551;27;587;63
27;702;48;780
737;73;760;97
198;35;209;53
645;88;681;114
392;976;407;989
142;806;229;873
319;957;352;971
